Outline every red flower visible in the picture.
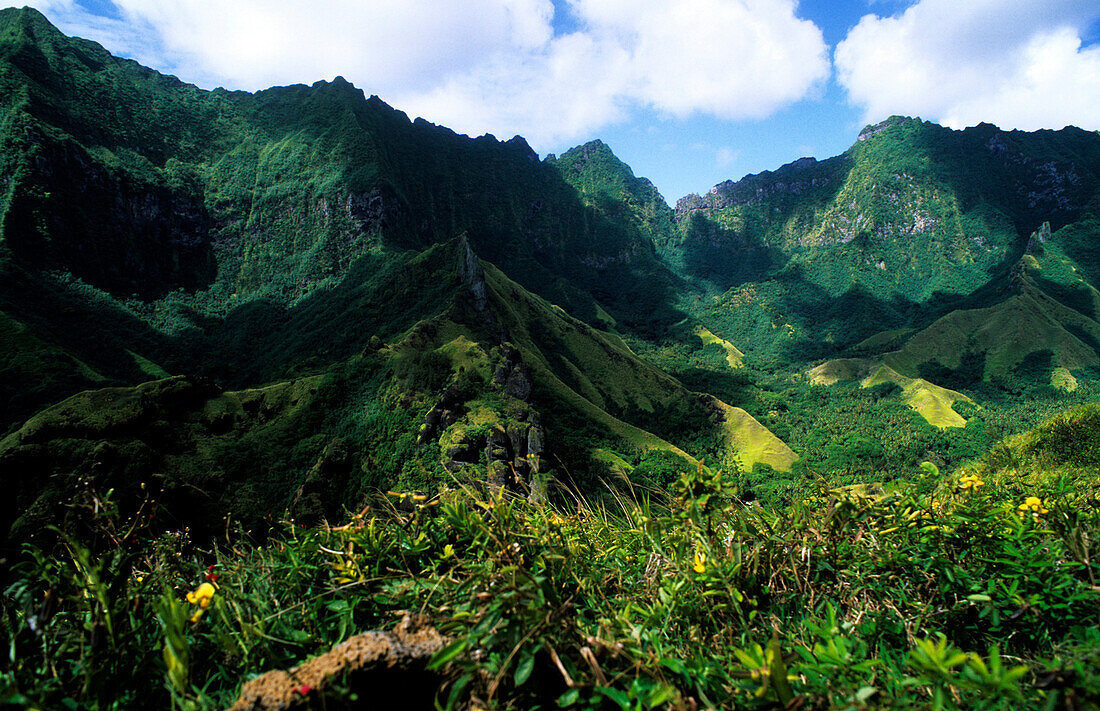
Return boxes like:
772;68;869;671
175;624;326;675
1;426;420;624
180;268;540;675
294;684;312;695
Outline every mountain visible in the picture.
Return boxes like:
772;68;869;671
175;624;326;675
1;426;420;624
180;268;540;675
7;10;1100;710
672;116;1100;366
4;8;1100;547
644;117;1100;483
0;8;792;547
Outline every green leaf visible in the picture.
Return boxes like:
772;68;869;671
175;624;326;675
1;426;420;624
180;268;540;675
427;638;468;671
514;653;536;687
659;658;687;676
286;628;312;642
441;673;472;711
596;686;632;709
644;685;675;707
557;689;580;707
326;599;351;613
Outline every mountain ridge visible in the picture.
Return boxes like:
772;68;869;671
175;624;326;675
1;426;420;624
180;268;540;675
3;6;1100;544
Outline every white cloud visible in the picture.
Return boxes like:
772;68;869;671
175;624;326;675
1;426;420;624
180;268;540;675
106;0;556;94
836;0;1100;131
15;0;829;150
19;0;167;67
716;146;740;167
571;0;829;120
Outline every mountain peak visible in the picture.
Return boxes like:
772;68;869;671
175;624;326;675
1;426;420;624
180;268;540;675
0;5;52;27
856;115;923;142
558;139;620;165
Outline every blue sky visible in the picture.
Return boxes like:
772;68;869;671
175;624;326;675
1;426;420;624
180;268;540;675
14;0;1100;203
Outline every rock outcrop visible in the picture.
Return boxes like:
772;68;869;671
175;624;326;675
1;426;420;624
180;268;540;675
229;614;449;711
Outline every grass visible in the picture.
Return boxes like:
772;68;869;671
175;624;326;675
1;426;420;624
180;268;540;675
692;325;744;369
1052;367;1078;392
809;359;974;428
884;290;1100;381
708;397;798;472
4;427;1100;709
863;364;975;429
126;350;171;379
591;448;635;479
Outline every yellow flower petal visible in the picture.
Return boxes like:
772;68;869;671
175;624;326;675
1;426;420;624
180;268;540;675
188;582;216;605
693;550;707;574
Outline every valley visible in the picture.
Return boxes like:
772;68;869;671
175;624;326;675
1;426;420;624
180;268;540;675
2;8;1100;709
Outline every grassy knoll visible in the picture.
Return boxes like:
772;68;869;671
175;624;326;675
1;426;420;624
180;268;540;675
693;325;744;369
810;359;974;428
708;397;798;472
862;364;975;429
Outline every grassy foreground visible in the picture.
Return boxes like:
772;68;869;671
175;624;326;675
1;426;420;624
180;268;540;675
3;433;1100;709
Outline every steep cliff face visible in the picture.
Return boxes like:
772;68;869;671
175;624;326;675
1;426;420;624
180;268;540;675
548;140;675;251
0;8;680;321
0;8;690;426
668;117;1100;369
670;117;1100;303
2;120;217;298
0;7;797;536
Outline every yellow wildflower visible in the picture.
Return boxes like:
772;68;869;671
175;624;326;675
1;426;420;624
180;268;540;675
186;582;216;609
693;549;707;574
957;474;984;491
442;544;455;559
1018;496;1049;516
186;581;217;622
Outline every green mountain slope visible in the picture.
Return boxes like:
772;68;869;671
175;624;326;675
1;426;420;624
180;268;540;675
0;7;687;427
0;6;675;321
819;222;1100;391
0;233;797;546
5;7;1100;549
674;117;1100;368
547;140;676;252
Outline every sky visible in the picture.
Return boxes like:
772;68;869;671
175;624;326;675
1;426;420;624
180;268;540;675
11;0;1100;204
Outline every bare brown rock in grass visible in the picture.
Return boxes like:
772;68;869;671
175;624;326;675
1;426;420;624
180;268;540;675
228;614;448;711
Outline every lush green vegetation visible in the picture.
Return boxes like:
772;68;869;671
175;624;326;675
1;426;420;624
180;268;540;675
4;10;1100;708
6;403;1100;709
671;117;1100;375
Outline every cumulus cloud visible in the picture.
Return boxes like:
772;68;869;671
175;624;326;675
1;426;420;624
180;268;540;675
835;0;1100;131
17;0;829;149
